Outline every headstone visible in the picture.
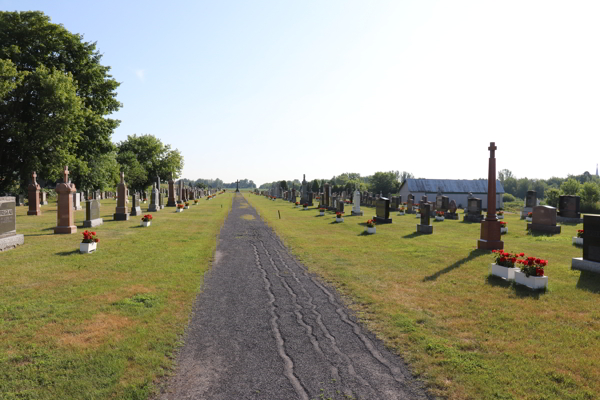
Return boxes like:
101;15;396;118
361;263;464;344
114;171;130;221
54;166;77;234
0;197;25;251
15;194;24;206
83;199;103;227
477;142;503;250
40;191;47;205
27;171;41;216
167;174;176;207
558;195;581;220
406;194;414;214
464;197;484;222
336;200;344;213
521;190;537;219
324;184;331;209
148;183;160;212
235;179;240;192
374;197;392;224
416;203;433;234
572;215;600;273
143;191;148;203
130;193;142;216
445;199;459;219
527;205;561;234
73;192;82;210
351;189;363;216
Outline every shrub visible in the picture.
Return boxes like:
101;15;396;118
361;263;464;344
503;193;516;202
544;188;560;207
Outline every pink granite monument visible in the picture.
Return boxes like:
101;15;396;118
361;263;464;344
54;166;77;234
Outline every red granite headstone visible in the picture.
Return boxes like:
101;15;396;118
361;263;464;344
54;166;77;234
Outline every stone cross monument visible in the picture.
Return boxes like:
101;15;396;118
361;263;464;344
477;142;503;250
27;171;41;216
54;166;77;234
114;171;130;221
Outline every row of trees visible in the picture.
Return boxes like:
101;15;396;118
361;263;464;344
0;11;184;194
259;171;415;197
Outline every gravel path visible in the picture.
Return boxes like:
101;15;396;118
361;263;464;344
159;194;431;400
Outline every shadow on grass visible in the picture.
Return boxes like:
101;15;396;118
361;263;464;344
56;249;80;256
526;230;560;237
576;271;600;294
514;284;547;298
357;231;373;236
424;249;487;282
403;232;424;239
485;274;513;288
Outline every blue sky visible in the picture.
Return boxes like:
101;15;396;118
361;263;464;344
3;1;599;185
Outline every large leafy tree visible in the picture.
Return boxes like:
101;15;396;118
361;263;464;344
0;11;121;193
369;171;400;196
116;134;184;192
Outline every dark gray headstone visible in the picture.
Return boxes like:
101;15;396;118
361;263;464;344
526;190;537;208
420;203;431;225
559;195;580;219
0;197;17;237
584;215;600;263
86;200;101;221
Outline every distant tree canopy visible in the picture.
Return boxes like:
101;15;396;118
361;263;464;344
221;179;256;189
116;134;183;192
0;11;121;194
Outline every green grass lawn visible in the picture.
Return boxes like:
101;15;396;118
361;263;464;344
0;193;232;399
246;194;600;400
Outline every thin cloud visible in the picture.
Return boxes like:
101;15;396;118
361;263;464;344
135;69;145;82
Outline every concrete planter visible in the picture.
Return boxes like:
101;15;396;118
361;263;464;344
366;227;376;234
490;263;519;280
416;213;421;218
176;208;184;213
514;271;548;290
397;211;405;216
141;221;151;227
336;218;344;223
319;212;325;216
526;217;532;222
500;227;508;234
435;216;444;221
184;206;189;209
573;237;583;246
497;215;504;219
80;242;97;254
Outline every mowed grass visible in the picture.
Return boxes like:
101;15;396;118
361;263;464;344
0;193;232;399
246;194;600;400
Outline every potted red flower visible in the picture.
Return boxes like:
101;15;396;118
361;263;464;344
141;214;153;227
80;230;99;253
490;250;524;281
515;257;548;289
319;208;326;216
295;201;300;208
497;210;504;219
176;203;184;212
573;229;583;246
435;211;445;221
526;212;533;222
366;219;376;234
336;212;344;222
500;221;507;234
303;203;308;210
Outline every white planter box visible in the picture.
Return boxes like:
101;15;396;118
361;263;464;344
490;263;519;280
526;217;532;222
435;216;444;221
496;215;504;219
194;202;198;205
141;221;151;227
573;237;583;246
303;207;308;210
336;218;344;222
398;211;405;215
176;208;184;213
319;212;325;216
80;242;97;254
514;271;548;290
184;206;189;209
416;213;421;218
500;227;508;234
295;205;300;208
366;226;376;234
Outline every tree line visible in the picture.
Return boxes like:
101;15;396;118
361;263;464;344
0;11;183;195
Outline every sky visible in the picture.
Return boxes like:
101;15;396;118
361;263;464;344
2;0;599;186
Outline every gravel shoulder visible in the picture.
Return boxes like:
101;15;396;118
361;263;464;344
159;193;432;400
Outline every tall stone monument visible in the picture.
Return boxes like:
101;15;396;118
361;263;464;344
130;193;142;216
148;183;160;212
235;180;240;192
167;174;176;207
477;142;503;250
114;171;130;221
27;171;41;216
417;203;433;234
54;166;77;234
351;188;363;216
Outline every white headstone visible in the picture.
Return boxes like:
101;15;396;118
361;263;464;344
352;189;363;216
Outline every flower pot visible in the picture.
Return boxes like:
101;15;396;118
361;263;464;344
295;205;300;208
184;206;189;209
398;212;405;216
490;263;519;280
573;237;583;246
366;226;376;234
514;271;548;290
80;242;97;254
416;213;421;218
435;216;444;221
141;221;151;227
526;217;532;222
319;212;325;216
336;218;344;223
303;207;308;211
500;227;508;234
497;215;504;219
176;208;183;213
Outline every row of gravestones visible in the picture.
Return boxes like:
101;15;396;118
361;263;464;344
0;168;212;252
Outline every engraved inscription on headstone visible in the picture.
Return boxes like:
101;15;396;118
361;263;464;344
0;199;17;237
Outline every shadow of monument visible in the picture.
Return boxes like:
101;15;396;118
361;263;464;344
576;271;600;294
402;232;424;239
55;249;80;256
423;249;486;282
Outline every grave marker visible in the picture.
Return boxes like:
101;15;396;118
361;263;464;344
54;166;77;234
477;142;503;250
417;203;433;234
374;197;392;224
527;205;561;234
0;197;25;251
83;199;103;227
114;171;130;221
27;171;41;216
572;215;600;273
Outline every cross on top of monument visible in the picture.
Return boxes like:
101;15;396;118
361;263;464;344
32;171;37;184
63;166;69;183
488;142;497;158
120;171;125;183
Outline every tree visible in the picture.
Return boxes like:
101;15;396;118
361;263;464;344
116;134;183;192
503;177;518;197
399;171;414;185
579;182;600;206
279;180;288;191
312;179;320;192
544;188;560;207
369;171;399;196
560;178;581;196
516;178;531;200
497;169;514;184
0;11;121;193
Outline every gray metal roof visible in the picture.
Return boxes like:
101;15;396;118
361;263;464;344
401;179;505;194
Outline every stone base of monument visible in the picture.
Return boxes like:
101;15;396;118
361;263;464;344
167;201;177;207
351;210;364;216
556;216;583;224
73;206;82;211
0;234;24;252
527;224;561;234
54;225;77;234
83;218;103;228
464;215;484;223
130;206;142;216
417;224;433;234
160;205;165;209
41;201;48;205
444;213;459;220
572;237;583;246
148;205;160;212
572;258;600;273
27;209;42;216
374;216;392;224
113;213;130;221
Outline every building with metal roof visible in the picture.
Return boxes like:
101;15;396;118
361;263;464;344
398;179;505;209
